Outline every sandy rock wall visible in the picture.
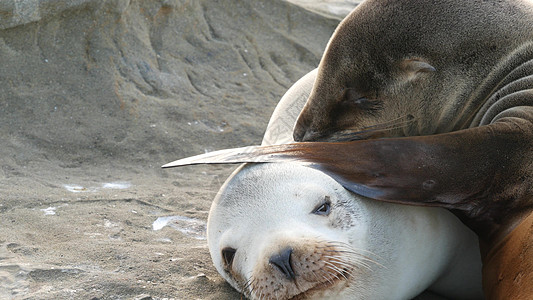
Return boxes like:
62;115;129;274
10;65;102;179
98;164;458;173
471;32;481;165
1;0;338;195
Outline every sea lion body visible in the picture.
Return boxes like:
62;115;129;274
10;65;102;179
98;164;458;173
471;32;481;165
207;70;482;299
483;212;533;299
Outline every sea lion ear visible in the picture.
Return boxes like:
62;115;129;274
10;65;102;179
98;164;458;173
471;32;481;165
399;58;436;80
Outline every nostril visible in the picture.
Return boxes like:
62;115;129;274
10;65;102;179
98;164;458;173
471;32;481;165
293;115;310;142
293;125;306;142
222;247;236;269
269;247;296;280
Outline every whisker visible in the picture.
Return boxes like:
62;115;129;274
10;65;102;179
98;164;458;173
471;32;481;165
316;268;336;285
326;255;374;271
323;266;343;282
323;245;378;259
345;115;415;136
312;114;417;141
359;114;415;131
325;241;383;260
244;277;259;300
323;261;350;281
324;241;387;269
321;114;416;141
332;252;385;269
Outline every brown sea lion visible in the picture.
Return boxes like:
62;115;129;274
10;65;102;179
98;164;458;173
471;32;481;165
164;0;533;298
293;0;533;298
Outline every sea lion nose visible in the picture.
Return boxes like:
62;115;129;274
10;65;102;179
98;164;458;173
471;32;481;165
293;119;308;142
293;127;305;142
293;111;312;142
269;247;296;280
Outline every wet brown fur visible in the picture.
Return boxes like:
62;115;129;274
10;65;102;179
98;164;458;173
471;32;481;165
293;0;533;142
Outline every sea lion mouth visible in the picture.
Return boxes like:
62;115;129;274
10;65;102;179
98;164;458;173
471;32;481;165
299;114;417;142
297;127;371;142
287;269;350;300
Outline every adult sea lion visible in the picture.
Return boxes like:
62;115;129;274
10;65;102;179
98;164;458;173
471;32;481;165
164;1;533;298
207;70;482;299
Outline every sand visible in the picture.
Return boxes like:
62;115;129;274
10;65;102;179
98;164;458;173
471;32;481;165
0;0;345;299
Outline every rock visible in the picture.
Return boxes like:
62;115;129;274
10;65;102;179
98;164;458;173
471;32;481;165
0;0;96;30
286;0;362;19
133;294;152;300
0;0;338;199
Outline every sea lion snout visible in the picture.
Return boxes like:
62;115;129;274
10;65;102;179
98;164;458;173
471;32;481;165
293;104;348;142
250;239;356;299
293;106;323;142
294;125;337;142
293;114;308;142
293;122;320;142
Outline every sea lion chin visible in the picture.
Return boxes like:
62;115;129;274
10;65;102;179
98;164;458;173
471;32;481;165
293;0;533;142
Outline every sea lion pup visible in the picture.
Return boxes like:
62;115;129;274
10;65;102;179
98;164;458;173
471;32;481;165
207;70;482;299
164;1;533;298
209;163;482;300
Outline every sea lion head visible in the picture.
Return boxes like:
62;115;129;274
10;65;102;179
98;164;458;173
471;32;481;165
207;163;482;299
294;0;533;142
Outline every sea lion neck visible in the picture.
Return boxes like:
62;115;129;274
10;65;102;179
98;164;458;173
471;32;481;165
465;42;533;128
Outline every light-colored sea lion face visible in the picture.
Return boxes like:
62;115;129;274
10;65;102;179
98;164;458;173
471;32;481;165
208;164;372;299
207;163;482;300
294;0;533;142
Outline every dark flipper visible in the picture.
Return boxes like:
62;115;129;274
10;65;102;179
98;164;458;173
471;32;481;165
166;118;529;203
164;117;533;238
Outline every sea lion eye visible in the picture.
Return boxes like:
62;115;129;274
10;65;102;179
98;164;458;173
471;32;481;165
353;97;370;105
222;247;236;269
342;88;364;103
312;196;332;216
341;88;383;114
342;89;379;108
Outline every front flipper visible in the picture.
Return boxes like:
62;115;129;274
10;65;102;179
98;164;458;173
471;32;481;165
164;117;532;236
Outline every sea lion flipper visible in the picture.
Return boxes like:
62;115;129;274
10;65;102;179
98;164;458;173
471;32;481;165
161;144;321;168
164;118;532;211
307;117;532;209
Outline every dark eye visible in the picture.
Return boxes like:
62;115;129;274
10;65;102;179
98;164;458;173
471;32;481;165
312;197;331;216
343;89;366;104
342;89;382;112
222;247;236;269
